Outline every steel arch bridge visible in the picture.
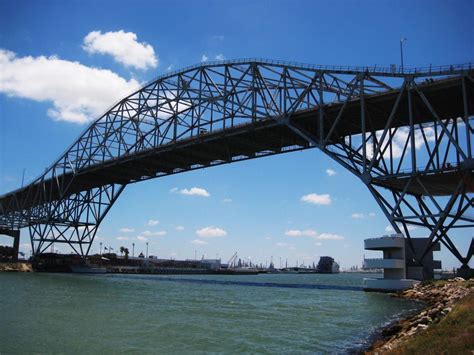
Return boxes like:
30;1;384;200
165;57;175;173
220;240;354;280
0;59;473;268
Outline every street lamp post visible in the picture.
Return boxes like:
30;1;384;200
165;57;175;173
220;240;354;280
132;243;135;257
400;37;407;73
146;242;149;258
99;242;102;255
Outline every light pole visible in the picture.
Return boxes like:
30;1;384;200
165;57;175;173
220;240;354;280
400;37;407;73
99;242;102;255
146;242;149;258
132;243;135;257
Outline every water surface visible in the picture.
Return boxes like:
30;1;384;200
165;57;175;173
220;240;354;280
0;272;421;353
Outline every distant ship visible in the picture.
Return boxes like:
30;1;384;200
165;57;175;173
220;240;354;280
316;256;340;274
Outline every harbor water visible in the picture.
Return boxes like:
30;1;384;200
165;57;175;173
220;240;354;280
0;272;422;353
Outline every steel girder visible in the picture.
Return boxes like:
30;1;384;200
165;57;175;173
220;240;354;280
0;59;472;262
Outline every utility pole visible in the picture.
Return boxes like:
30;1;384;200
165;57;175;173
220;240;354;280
400;37;407;73
132;243;135;257
99;242;102;255
146;242;149;258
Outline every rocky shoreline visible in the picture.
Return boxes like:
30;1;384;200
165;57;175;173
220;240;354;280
0;262;33;272
365;277;473;353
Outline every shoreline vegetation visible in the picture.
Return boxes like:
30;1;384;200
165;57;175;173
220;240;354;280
365;278;474;354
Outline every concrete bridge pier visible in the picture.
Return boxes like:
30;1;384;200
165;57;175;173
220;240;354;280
0;228;20;261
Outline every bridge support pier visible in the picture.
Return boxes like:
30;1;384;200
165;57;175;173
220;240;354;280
0;228;20;261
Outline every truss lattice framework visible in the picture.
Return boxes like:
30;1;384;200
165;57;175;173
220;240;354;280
0;59;472;263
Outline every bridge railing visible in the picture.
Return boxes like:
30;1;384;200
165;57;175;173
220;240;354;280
148;58;473;86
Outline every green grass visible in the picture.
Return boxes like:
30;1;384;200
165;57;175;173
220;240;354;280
388;291;474;354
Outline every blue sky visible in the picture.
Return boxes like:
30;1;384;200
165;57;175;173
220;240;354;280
0;0;473;268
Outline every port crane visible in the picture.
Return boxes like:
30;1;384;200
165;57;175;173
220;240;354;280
227;252;238;269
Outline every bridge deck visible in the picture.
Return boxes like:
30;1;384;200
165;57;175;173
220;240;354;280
1;75;471;214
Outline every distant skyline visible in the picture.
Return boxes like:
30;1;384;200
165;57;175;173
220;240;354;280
1;0;473;268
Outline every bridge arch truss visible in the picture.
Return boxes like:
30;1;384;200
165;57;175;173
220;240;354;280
0;59;473;267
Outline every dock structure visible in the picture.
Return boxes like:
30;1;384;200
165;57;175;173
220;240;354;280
363;234;442;291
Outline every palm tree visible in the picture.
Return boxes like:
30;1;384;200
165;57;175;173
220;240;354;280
119;246;125;256
124;248;129;260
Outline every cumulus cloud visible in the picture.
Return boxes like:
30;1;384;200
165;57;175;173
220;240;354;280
0;49;139;123
286;229;344;241
351;213;364;219
196;226;227;238
169;187;179;193
83;30;158;70
326;168;336;176
366;126;437;161
147;219;159;226
385;224;417;233
285;229;317;237
119;227;135;233
201;54;209;62
316;233;344;240
142;230;167;237
179;187;210;197
215;54;225;61
192;239;208;245
300;193;332;205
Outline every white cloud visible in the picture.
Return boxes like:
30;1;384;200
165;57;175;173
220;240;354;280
222;198;232;203
315;242;322;246
0;49;139;123
369;212;376;217
300;193;332;205
285;229;343;241
83;30;157;70
119;227;135;233
385;224;417;233
166;65;174;71
137;236;148;241
285;229;318;237
116;236;129;240
175;225;185;231
366;126;437;161
142;230;167;237
192;239;208;245
316;233;344;240
215;54;225;61
326;168;336;176
180;187;210;197
147;219;159;226
351;213;364;219
169;187;178;193
196;226;227;238
201;54;209;62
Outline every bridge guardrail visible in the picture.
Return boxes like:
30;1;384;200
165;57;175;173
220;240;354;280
152;58;473;84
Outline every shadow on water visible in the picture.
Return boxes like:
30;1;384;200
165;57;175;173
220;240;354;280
106;274;365;291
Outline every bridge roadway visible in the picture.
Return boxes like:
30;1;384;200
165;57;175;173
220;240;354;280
1;74;471;215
